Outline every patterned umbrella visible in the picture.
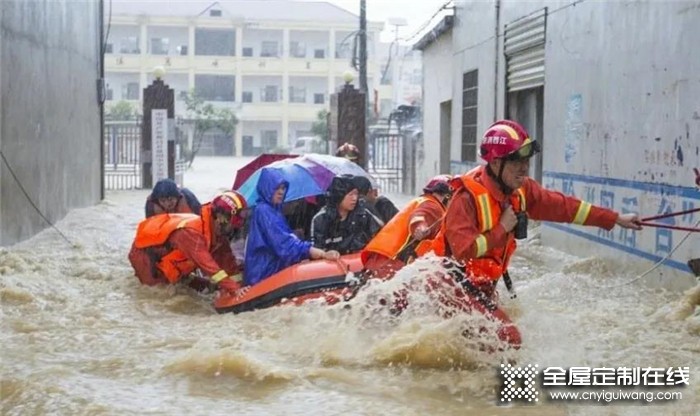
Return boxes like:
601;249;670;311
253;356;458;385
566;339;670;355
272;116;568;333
237;153;377;206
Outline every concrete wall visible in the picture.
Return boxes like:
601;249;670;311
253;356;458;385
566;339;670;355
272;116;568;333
450;0;498;174
1;0;102;246
419;30;453;189
446;0;699;287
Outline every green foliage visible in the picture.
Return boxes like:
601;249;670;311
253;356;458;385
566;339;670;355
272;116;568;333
106;100;138;120
182;89;238;166
311;109;329;142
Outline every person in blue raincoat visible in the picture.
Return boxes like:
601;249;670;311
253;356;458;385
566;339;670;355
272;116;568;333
244;168;340;286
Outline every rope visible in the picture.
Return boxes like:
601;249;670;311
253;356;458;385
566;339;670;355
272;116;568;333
599;218;700;289
0;151;75;246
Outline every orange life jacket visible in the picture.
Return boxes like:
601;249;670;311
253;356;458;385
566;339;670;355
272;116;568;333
133;205;214;283
361;194;445;264
433;169;526;285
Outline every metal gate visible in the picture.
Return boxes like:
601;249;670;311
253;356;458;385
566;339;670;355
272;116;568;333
369;132;414;195
104;121;142;190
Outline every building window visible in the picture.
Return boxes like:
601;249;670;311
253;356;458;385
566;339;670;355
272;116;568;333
261;85;278;102
290;41;306;58
177;45;188;55
261;130;278;149
123;82;139;100
261;41;279;57
461;69;478;162
150;37;169;55
120;36;139;54
195;29;235;56
314;49;325;59
195;75;235;101
105;84;113;101
209;9;222;17
242;91;253;103
313;93;324;104
105;43;113;54
242;47;253;57
289;87;306;103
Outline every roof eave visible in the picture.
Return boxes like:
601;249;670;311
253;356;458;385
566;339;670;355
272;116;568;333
413;15;454;51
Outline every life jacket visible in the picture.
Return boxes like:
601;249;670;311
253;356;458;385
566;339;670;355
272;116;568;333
433;168;526;285
133;205;214;283
361;194;445;264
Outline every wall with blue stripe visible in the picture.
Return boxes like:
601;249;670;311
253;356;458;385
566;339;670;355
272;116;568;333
542;171;699;283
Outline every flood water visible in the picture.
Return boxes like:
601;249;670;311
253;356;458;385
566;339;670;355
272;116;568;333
1;157;698;415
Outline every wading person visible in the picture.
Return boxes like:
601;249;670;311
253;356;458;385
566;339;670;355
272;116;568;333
144;178;201;217
129;191;247;294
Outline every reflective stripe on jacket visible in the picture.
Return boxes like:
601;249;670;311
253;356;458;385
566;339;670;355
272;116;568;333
433;169;525;285
362;194;445;264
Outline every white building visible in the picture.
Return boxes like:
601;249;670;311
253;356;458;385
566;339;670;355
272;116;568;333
105;0;385;155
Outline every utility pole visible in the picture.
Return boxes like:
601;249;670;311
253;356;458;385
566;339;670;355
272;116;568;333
359;0;369;168
359;0;367;94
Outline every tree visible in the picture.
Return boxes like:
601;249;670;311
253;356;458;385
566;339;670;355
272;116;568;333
106;100;138;121
311;109;329;142
181;90;238;167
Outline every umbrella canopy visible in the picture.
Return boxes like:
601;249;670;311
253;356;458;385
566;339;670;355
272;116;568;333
238;153;377;206
232;153;298;190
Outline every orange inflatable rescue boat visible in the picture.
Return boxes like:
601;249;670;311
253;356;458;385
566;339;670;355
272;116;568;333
214;253;365;314
213;252;521;349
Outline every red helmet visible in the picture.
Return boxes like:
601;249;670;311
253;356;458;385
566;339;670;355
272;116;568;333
423;174;453;195
336;142;360;161
479;120;540;163
212;190;248;228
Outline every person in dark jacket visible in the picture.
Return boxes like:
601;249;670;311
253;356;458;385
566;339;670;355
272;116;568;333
244;168;340;286
310;176;383;255
352;176;399;224
145;178;201;217
283;197;321;240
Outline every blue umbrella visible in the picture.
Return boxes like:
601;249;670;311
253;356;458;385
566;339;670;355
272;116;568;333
237;154;376;206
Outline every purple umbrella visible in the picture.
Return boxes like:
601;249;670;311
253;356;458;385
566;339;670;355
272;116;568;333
238;153;377;206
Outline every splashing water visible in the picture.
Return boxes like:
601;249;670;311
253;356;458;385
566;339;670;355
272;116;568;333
1;157;697;415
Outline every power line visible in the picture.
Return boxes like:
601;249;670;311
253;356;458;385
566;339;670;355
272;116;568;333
0;152;75;247
452;0;586;56
401;0;455;43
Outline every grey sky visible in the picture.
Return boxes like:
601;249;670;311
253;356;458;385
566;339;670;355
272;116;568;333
319;0;451;43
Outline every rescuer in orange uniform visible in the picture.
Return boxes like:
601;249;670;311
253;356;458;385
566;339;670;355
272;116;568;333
436;119;642;301
362;174;453;278
128;190;248;293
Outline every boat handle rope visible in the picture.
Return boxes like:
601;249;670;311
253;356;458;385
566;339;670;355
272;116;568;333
335;258;350;275
598;217;700;289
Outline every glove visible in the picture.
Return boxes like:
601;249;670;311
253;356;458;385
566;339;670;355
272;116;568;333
217;277;242;294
